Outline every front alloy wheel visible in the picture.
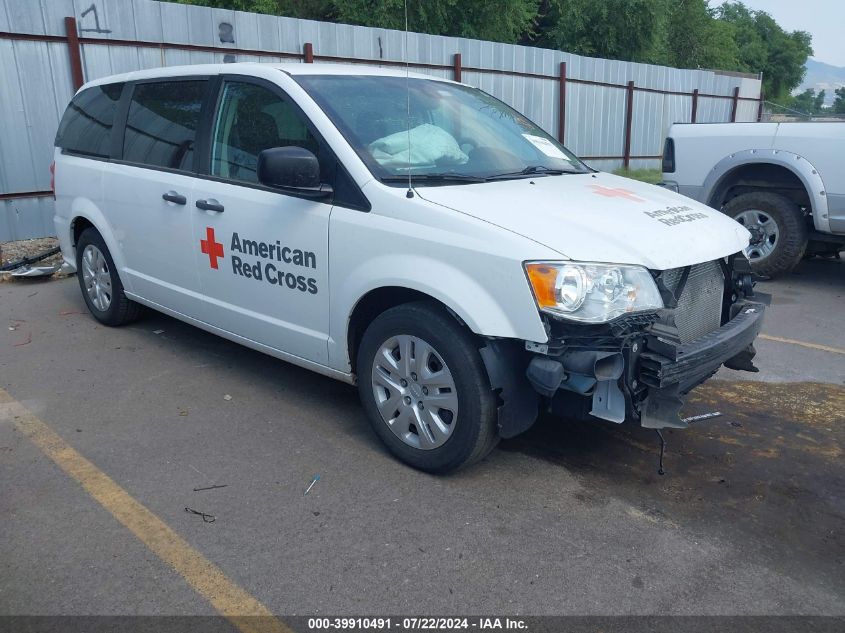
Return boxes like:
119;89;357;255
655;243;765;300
357;301;499;473
371;334;459;450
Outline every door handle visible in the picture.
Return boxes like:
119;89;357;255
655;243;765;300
162;191;186;205
196;198;224;212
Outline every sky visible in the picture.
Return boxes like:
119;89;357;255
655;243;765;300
739;0;845;67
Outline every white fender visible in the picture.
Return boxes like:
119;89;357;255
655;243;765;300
702;149;830;233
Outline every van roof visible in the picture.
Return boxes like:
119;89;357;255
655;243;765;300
82;62;453;89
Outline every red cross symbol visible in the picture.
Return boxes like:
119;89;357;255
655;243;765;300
588;184;644;202
200;226;224;269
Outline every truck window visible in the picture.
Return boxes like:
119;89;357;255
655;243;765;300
122;80;207;171
210;81;321;184
55;83;124;159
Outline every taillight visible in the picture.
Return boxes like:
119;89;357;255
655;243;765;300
662;138;675;174
50;161;56;197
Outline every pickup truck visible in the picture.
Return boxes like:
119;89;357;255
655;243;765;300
660;122;845;277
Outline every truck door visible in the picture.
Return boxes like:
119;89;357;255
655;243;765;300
190;78;331;365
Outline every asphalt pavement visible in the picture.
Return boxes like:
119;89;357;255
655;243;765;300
1;258;843;618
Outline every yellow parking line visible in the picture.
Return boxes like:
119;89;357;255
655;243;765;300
0;389;291;633
758;334;845;355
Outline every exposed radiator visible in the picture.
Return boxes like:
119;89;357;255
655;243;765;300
659;260;725;343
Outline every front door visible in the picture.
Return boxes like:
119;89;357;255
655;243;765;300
191;79;331;365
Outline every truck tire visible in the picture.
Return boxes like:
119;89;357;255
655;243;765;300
722;191;807;278
76;228;141;326
357;301;499;473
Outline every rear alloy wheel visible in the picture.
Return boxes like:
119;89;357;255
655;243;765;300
722;191;808;278
81;244;112;312
357;301;498;473
76;228;141;326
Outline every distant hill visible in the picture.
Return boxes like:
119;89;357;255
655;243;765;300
798;58;845;106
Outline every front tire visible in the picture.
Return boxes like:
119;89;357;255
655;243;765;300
357;301;499;473
722;191;808;278
76;228;141;326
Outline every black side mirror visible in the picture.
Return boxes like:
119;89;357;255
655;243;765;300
257;146;331;198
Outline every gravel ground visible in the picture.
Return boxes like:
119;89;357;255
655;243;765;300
0;238;65;280
0;238;62;269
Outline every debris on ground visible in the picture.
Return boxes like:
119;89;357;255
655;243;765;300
0;238;69;281
304;474;321;496
682;411;722;423
152;329;165;335
223;394;232;401
193;484;228;492
10;264;61;278
184;506;216;523
12;332;32;347
1;238;62;267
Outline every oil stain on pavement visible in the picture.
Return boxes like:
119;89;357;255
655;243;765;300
500;380;845;589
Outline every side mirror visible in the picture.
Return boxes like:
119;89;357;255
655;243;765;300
257;146;331;198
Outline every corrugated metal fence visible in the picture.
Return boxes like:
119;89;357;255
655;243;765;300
0;0;762;241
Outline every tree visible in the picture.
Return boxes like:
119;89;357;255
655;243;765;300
788;88;827;116
714;2;812;100
834;87;845;114
666;0;738;70
176;0;538;44
331;0;538;43
790;89;816;115
171;0;812;90
176;0;329;19
813;89;826;113
527;0;669;64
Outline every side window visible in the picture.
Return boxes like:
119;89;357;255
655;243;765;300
122;80;206;171
55;83;123;158
211;81;320;184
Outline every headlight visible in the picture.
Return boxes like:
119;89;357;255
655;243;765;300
524;261;663;323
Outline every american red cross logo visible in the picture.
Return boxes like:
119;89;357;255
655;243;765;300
588;184;644;202
200;226;224;269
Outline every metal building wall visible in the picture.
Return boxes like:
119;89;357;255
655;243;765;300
0;0;762;241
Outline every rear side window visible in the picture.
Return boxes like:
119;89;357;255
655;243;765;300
55;83;124;158
122;80;206;171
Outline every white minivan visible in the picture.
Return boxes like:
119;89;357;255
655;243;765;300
53;63;766;472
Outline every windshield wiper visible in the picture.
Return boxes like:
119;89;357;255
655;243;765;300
487;165;582;180
381;173;488;184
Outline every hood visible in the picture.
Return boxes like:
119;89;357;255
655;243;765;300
416;171;749;270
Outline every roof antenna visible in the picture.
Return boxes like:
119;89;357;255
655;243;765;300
404;0;414;199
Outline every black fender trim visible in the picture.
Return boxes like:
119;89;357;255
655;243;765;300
479;339;539;439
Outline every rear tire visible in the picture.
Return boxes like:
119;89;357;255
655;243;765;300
722;191;807;278
76;228;141;326
356;301;499;473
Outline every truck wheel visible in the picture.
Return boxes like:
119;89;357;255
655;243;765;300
76;228;141;326
723;192;807;278
357;301;499;473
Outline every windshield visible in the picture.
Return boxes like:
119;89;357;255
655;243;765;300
294;75;589;183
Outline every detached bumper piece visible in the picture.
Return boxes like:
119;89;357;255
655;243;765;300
638;302;765;429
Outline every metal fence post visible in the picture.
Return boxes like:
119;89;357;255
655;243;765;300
303;42;313;63
691;88;699;123
623;80;634;168
453;53;462;83
64;17;84;90
558;62;567;144
730;86;739;122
